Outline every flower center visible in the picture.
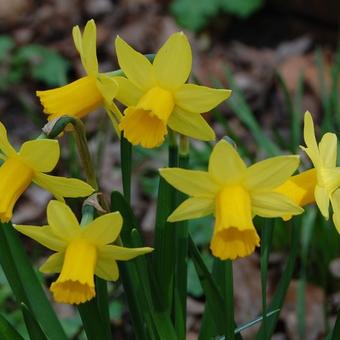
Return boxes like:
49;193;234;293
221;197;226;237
119;87;175;148
211;185;260;260
0;157;34;222
50;239;97;304
36;76;103;120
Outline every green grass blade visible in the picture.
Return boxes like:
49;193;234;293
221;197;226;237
297;208;316;339
173;151;189;340
329;309;340;340
256;220;300;339
0;313;24;340
260;220;274;339
225;260;235;340
21;303;47;340
225;69;280;156
0;223;67;340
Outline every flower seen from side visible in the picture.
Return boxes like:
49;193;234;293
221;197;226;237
36;19;122;132
114;32;232;148
15;200;153;304
276;111;340;233
160;139;303;260
0;122;94;222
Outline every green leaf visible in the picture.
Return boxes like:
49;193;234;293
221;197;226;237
21;303;47;340
329;308;340;340
0;36;14;60
120;134;132;202
220;0;264;18
0;312;23;340
170;0;219;31
16;45;69;86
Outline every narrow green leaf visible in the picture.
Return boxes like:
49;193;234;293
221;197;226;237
0;223;67;340
0;312;23;340
329;309;340;340
260;220;274;340
225;260;235;340
111;191;177;339
153;142;178;313
215;308;280;339
188;236;227;337
78;299;111;340
173;152;189;340
21;303;47;340
256;220;300;339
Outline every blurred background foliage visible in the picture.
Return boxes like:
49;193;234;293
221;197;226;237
0;0;339;338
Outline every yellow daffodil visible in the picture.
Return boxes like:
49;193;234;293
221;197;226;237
0;122;94;222
36;19;122;131
276;111;340;233
114;33;231;148
160;140;303;260
15;200;153;304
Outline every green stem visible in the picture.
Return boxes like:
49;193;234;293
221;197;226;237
120;133;132;203
225;260;235;340
173;135;189;339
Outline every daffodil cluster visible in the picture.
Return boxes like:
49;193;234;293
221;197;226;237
1;17;339;311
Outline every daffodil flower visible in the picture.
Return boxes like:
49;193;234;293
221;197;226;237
160;140;303;260
114;33;231;148
0;122;94;222
36;19;122;131
15;200;153;304
276;111;340;233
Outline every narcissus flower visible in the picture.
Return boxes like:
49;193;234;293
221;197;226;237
0;122;94;222
114;33;231;148
36;19;121;131
160;140;303;260
276;111;340;233
15;200;153;304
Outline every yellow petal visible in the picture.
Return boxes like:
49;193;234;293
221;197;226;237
115;36;156;91
19;139;60;173
251;192;303;218
14;225;65;251
95;257;119;281
82;212;123;246
275;169;316;207
314;185;330;219
72;25;82;55
331;189;340;234
95;74;118;103
0;122;16;157
81;19;98;75
36;76;103;120
40;252;64;274
319;132;337;168
175;84;231;113
168;107;215;141
302;111;320;167
47;200;80;241
153;32;192;90
98;244;153;261
168;197;214;222
244;155;300;192
0;157;34;223
160;168;219;198
33;173;94;199
208;139;246;185
114;76;143;106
